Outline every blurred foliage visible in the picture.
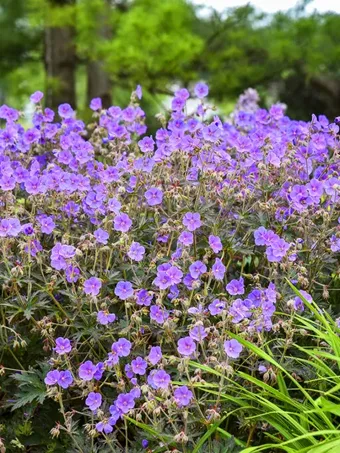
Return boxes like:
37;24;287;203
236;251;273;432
1;0;340;119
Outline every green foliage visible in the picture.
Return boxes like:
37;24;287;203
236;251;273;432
100;0;203;91
10;367;47;411
189;286;340;452
2;0;340;118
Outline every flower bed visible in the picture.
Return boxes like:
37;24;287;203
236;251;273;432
1;85;340;452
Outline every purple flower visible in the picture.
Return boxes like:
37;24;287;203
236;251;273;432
208;299;225;315
153;271;172;290
194;82;209;98
168;284;179;300
38;215;56;234
84;277;102;296
209;235;223;253
174;386;193;407
128;242;145;261
115;281;133;300
175;88;190;100
65;265;80;283
109;403;123;423
224;339;243;359
131;357;147;375
94;362;105;381
90;97;102;111
254;227;270;246
212;258;225;281
78;360;97;381
97;310;116;325
178;231;194;246
142;439;149;449
150;305;169;324
114;213;132;233
229;298;251;323
94;228;109;245
112;338;131;357
54;337;71;355
30;91;44;103
135;85;142;99
152;370;171;389
148;346;162;365
138;136;154;153
293;290;312;311
0;218;21;237
189;260;207;279
226;277;245;296
96;421;114;434
130;387;141;399
157;234;169;243
115;393;135;414
331;235;340;252
183;212;202;231
145;187;163;206
266;239;290;262
189;326;207;342
167;266;183;285
86;392;102;411
136;289;153;306
58;370;73;389
125;364;134;379
256;360;268;372
177;336;196;356
44;370;60;385
108;197;121;214
58;103;74;119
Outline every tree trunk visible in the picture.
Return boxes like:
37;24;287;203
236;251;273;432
87;60;112;108
86;0;112;108
44;0;76;110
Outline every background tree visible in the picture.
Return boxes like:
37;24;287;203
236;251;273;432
44;0;77;109
2;0;340;120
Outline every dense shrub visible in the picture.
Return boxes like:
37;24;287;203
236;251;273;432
0;85;340;452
